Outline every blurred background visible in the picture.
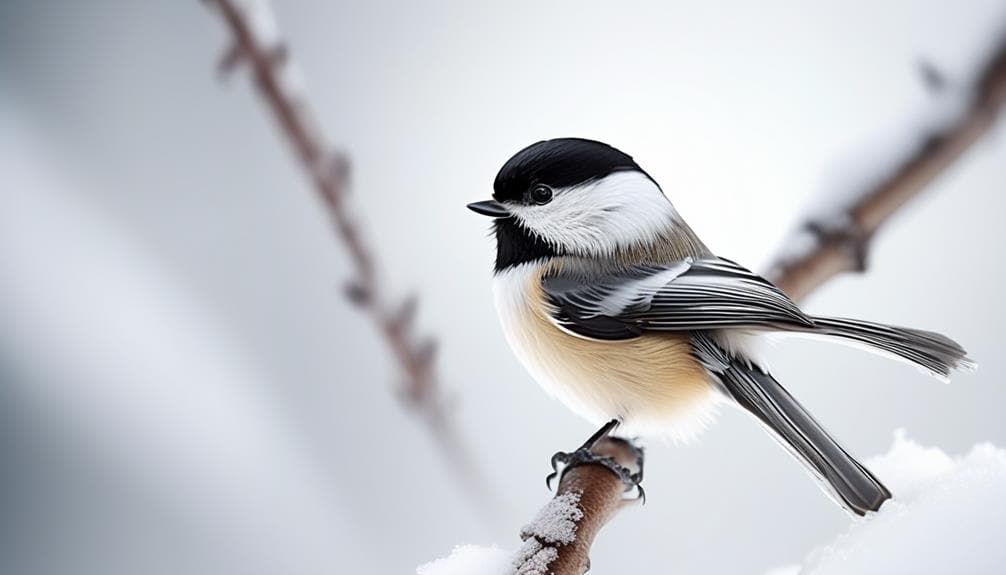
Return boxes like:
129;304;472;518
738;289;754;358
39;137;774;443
1;0;1005;573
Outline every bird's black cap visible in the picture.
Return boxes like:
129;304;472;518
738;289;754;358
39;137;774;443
492;138;650;203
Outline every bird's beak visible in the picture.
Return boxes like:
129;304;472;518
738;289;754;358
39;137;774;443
467;200;510;218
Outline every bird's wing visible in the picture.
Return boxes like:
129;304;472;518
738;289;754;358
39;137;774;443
542;257;815;341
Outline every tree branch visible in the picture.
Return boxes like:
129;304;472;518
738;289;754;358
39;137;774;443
202;0;498;514
511;438;643;575
765;35;1006;301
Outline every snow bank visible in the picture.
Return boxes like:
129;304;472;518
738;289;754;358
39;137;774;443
769;430;1006;574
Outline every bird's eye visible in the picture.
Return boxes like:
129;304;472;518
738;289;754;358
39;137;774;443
530;184;553;205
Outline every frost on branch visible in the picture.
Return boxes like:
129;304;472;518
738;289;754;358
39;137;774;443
520;491;584;546
512;491;584;574
419;438;643;575
510;542;557;575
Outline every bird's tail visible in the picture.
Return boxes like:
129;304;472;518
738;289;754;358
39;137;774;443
719;363;891;515
807;316;976;380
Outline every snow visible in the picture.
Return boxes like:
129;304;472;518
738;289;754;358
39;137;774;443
510;541;558;575
415;543;560;575
519;492;583;545
766;430;1006;575
418;491;584;575
416;545;511;575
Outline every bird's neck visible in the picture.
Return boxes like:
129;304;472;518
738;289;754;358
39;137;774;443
619;219;711;265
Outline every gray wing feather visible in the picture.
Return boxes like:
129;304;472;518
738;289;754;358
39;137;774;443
629;259;812;328
542;257;814;340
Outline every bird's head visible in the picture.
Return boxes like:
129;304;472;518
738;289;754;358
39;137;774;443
469;138;693;271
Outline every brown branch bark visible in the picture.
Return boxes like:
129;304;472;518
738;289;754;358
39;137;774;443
202;0;498;515
511;438;643;575
765;35;1006;302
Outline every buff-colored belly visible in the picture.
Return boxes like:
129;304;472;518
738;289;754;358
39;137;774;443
494;264;718;439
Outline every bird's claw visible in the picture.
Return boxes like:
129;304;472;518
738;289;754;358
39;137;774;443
545;450;571;490
545;446;646;501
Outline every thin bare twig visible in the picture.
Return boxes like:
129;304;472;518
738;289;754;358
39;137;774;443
202;0;498;514
766;35;1006;301
511;438;643;575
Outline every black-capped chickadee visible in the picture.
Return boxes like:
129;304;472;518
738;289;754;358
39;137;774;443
468;138;974;515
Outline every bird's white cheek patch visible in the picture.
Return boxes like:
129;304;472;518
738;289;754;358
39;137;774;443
508;171;682;257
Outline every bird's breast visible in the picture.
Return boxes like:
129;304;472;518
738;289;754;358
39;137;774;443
492;262;718;439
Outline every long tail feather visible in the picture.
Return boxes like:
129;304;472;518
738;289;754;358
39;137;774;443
808;316;976;380
724;366;890;514
692;334;891;515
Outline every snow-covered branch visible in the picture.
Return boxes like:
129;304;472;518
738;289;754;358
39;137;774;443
511;438;643;575
202;0;497;514
419;438;644;575
766;35;1006;301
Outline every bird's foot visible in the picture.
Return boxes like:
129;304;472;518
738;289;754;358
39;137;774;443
545;434;645;502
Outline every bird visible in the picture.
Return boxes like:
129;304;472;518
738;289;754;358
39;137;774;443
467;137;974;515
